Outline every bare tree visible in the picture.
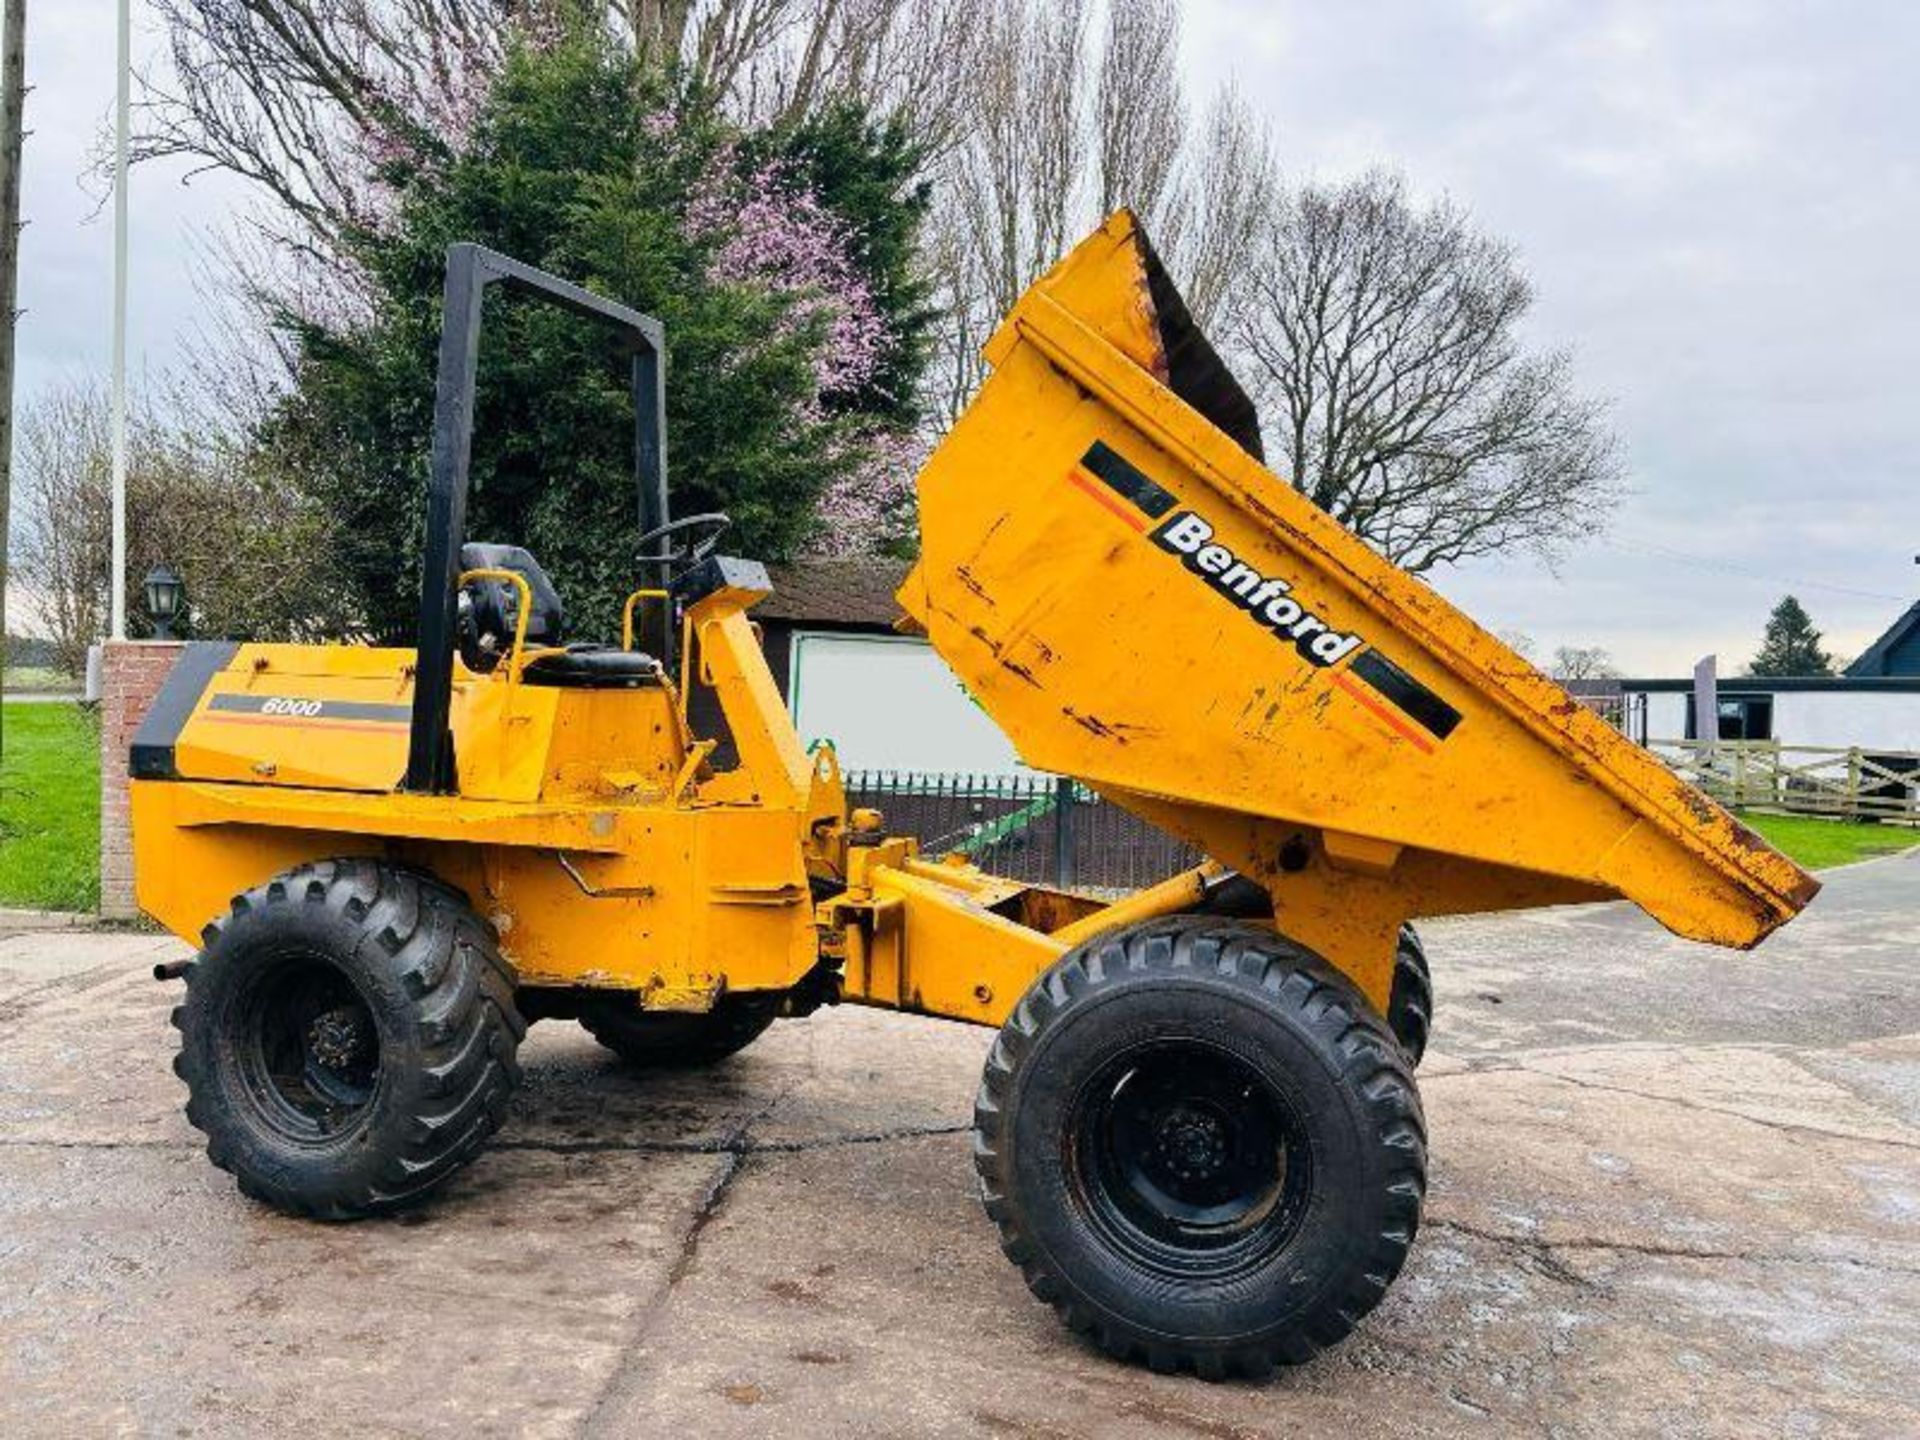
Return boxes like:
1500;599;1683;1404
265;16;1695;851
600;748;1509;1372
1496;629;1538;663
1550;645;1620;682
1094;0;1182;219
1155;86;1275;333
922;0;1272;423
713;0;984;154
11;381;351;673
12;383;109;674
141;0;514;244
1225;171;1622;573
140;2;980;253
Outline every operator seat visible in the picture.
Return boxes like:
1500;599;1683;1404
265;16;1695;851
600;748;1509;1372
458;543;663;689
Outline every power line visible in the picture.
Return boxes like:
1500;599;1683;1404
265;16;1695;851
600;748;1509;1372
1602;534;1910;605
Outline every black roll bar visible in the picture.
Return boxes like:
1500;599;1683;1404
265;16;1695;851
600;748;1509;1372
402;244;670;793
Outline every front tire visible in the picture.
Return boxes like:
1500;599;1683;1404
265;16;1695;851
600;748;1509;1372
973;917;1426;1378
171;860;525;1219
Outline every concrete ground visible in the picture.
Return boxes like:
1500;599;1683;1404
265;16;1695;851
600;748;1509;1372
2;855;1918;1439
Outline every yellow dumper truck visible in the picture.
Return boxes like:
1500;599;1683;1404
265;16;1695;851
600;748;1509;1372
133;215;1817;1377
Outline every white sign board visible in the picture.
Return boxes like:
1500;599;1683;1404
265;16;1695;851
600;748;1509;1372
787;632;1029;776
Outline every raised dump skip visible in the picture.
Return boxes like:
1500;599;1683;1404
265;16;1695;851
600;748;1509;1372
901;211;1818;990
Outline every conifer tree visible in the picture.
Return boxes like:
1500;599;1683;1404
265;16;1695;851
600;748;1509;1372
1748;595;1833;677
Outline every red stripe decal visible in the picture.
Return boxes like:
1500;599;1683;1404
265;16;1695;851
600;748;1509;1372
199;713;408;733
1066;468;1148;531
1332;671;1436;753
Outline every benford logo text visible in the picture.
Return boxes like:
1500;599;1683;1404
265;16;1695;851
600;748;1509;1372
1152;511;1363;667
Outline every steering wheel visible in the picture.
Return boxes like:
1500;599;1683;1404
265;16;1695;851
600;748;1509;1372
636;512;731;583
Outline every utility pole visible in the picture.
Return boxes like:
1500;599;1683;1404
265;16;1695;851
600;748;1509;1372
0;0;27;760
109;0;128;642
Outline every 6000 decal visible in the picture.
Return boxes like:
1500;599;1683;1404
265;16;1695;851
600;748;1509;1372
205;693;412;725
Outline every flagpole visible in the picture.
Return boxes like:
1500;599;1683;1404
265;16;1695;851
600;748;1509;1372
109;0;129;639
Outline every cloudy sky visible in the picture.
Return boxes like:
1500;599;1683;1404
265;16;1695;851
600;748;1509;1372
11;7;239;402
1185;0;1919;673
11;1;1917;675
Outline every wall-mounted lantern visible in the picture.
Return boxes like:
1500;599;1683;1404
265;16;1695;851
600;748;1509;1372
143;564;185;641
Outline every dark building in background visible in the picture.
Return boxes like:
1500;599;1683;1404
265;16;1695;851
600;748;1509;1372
1846;601;1920;678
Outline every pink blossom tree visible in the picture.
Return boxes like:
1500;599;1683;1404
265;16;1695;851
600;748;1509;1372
682;140;921;555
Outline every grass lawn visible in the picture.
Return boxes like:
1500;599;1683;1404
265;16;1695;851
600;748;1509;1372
0;702;99;911
1739;810;1920;871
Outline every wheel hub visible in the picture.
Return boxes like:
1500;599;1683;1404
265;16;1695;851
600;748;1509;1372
1155;1104;1228;1182
308;1006;373;1075
1071;1039;1313;1278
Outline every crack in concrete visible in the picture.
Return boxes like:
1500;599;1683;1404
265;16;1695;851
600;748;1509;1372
667;1151;743;1288
1421;1048;1920;1153
1510;1061;1920;1154
1424;1217;1604;1291
493;1120;969;1158
1425;1216;1920;1280
577;1084;792;1439
1445;1384;1494;1418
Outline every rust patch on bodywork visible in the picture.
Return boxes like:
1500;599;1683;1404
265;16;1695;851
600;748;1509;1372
953;566;992;603
1063;706;1124;741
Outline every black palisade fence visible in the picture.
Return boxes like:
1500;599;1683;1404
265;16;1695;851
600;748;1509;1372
842;771;1203;894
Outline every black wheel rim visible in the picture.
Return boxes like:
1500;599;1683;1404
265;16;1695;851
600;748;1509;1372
228;951;381;1143
1068;1039;1313;1282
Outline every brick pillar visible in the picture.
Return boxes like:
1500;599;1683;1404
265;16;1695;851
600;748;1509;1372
100;641;185;919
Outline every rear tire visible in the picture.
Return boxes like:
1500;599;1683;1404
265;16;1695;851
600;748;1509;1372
170;859;525;1219
973;917;1425;1378
1388;923;1433;1068
580;994;777;1069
